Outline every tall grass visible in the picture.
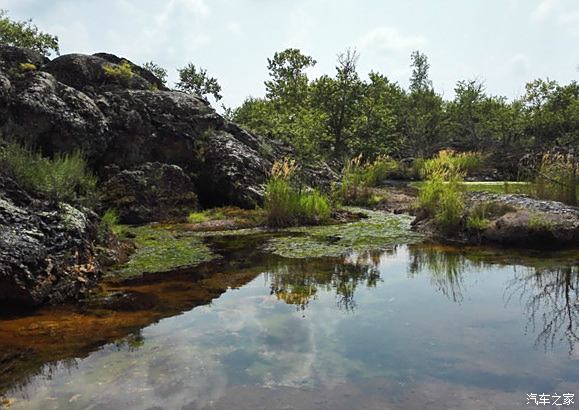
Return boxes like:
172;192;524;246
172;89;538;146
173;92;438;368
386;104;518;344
533;153;577;206
0;142;97;203
265;158;331;227
338;154;398;204
421;149;483;178
418;150;475;231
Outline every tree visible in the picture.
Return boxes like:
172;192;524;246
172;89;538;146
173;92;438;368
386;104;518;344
311;49;365;158
409;50;432;93
403;51;444;156
176;63;222;101
0;9;59;56
264;48;316;105
142;61;168;86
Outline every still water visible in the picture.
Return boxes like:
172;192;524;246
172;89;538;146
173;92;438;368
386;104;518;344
1;235;578;409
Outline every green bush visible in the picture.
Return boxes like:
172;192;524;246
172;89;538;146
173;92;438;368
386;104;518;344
103;60;134;84
418;150;468;231
265;159;331;227
0;142;97;203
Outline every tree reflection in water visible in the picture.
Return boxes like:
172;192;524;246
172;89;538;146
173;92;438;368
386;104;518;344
264;249;389;311
408;245;579;355
507;265;579;354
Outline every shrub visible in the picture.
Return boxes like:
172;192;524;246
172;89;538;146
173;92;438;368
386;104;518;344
103;60;134;84
533;153;577;206
265;158;331;227
19;62;36;72
418;150;468;231
0;142;97;203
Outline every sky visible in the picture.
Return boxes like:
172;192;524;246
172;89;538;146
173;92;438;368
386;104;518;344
2;0;578;108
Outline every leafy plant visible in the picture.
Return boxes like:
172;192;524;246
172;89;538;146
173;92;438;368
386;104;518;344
0;9;59;56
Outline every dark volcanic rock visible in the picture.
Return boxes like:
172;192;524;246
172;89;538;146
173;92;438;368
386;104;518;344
0;46;337;210
101;162;198;224
0;176;101;307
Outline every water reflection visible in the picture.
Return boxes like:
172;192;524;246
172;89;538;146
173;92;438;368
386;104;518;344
507;265;579;354
408;245;579;354
265;250;387;311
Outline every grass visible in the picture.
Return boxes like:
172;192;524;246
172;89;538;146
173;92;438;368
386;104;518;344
101;209;123;236
417;151;476;232
265;159;332;227
533;153;578;206
0;141;97;203
337;155;398;205
421;149;484;178
187;207;265;227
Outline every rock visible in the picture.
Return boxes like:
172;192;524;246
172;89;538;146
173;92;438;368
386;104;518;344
471;192;579;249
100;162;198;224
2;70;110;162
0;176;101;307
0;46;48;72
0;46;337;210
482;210;579;249
42;53;152;94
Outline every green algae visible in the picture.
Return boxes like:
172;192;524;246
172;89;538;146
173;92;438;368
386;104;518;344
109;225;217;280
264;208;423;258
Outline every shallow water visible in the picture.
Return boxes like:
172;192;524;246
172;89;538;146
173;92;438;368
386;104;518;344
1;232;579;409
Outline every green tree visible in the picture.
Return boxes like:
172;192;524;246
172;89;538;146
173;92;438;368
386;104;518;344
311;49;365;158
264;48;316;105
352;72;405;157
0;9;59;56
176;63;222;101
142;61;168;86
523;79;579;149
402;50;444;156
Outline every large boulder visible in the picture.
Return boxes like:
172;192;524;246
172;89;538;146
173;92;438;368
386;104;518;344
0;176;101;306
100;162;198;224
0;46;336;210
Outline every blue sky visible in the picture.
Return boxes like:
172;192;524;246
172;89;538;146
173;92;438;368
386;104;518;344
3;0;578;108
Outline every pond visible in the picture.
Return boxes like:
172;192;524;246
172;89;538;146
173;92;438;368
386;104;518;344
1;213;578;409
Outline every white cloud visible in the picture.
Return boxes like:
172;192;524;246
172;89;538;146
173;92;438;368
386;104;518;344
531;0;560;22
357;27;427;54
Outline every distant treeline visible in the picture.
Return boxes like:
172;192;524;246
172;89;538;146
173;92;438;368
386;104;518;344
229;48;578;174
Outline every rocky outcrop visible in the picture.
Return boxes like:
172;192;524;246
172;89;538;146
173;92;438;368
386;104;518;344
0;46;330;211
469;192;579;249
0;176;101;306
100;162;198;224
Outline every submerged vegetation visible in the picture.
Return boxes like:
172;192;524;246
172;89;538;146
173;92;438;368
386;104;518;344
109;225;216;280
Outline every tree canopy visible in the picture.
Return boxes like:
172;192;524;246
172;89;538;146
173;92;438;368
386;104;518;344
0;9;59;56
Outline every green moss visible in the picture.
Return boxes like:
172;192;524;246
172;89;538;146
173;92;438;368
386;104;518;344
109;225;217;280
264;208;422;258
